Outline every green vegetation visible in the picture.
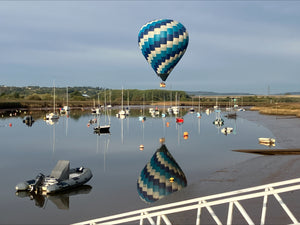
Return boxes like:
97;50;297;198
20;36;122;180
0;85;299;110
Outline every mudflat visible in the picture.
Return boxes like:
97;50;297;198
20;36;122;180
152;111;300;224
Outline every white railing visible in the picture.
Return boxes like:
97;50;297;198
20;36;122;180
72;177;300;225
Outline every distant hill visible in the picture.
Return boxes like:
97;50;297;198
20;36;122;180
186;91;253;96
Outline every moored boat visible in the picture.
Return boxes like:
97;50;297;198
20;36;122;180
259;138;276;144
221;127;233;135
94;124;110;134
15;160;92;194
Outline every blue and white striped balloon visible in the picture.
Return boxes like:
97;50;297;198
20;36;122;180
138;19;189;82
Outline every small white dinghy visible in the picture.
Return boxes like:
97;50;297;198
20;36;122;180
16;160;92;194
258;138;276;144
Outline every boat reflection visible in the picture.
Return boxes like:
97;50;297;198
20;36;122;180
15;185;92;210
137;142;187;203
23;115;35;127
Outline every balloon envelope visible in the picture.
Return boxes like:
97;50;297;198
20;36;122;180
138;19;189;82
137;144;187;203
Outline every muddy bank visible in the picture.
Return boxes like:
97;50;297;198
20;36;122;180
152;111;300;224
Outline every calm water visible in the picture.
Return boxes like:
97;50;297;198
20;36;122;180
0;108;277;224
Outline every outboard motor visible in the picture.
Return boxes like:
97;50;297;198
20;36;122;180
30;173;45;193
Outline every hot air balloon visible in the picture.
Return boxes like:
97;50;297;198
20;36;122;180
137;143;187;203
138;19;189;87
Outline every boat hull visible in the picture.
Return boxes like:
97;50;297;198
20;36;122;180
16;168;93;194
44;168;93;194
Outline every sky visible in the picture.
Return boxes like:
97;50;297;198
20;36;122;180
0;1;300;94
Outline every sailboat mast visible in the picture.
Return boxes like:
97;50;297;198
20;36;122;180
121;88;124;110
127;90;129;109
53;82;56;113
66;86;68;107
104;90;107;123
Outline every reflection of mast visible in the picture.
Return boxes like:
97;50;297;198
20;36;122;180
96;132;110;172
176;122;182;145
121;118;124;144
51;123;56;156
198;116;201;134
65;116;69;137
103;137;110;172
137;143;187;203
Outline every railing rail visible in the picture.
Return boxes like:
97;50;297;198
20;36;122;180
72;177;300;225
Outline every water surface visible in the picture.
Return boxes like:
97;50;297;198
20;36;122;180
0;109;277;224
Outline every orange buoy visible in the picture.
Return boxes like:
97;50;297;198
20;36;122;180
87;123;90;127
169;177;174;183
166;122;170;127
139;144;144;151
9;123;12;127
159;138;165;144
183;131;189;139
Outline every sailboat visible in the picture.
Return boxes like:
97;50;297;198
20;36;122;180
196;96;202;118
60;87;70;115
116;88;126;119
94;91;110;134
161;95;166;118
91;93;101;115
139;94;146;122
125;90;130;116
175;93;184;124
189;97;195;113
46;82;59;122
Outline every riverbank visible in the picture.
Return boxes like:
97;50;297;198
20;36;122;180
251;103;300;118
151;110;300;224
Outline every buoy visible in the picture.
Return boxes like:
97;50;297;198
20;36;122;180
87;124;90;127
159;138;165;144
139;145;144;151
183;131;189;139
169;177;174;183
9;123;12;127
166;122;170;127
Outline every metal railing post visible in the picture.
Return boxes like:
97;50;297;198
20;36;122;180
157;215;161;225
140;212;144;225
260;187;269;225
270;187;299;224
227;201;234;225
161;215;172;225
196;201;202;225
202;200;222;225
234;201;254;225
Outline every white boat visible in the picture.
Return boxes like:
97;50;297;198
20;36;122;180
46;82;59;122
116;88;126;119
60;87;70;115
221;127;233;135
259;138;276;144
46;112;59;121
15;160;92;194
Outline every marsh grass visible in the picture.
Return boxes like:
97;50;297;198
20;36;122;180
251;103;300;117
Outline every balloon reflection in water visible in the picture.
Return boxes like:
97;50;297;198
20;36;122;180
137;144;187;203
